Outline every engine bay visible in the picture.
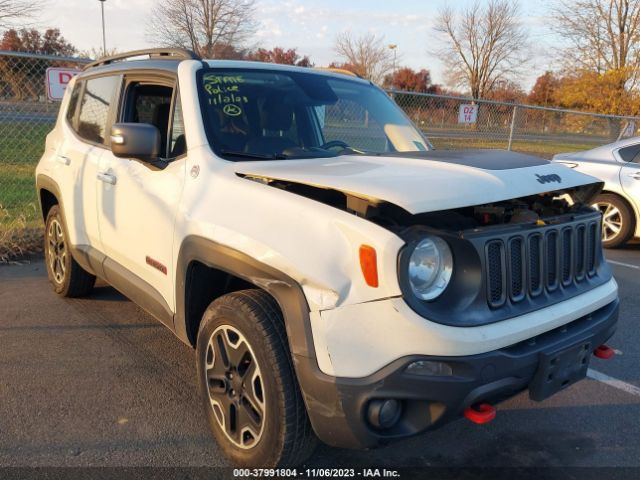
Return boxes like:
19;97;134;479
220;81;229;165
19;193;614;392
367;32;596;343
389;189;600;233
239;173;603;234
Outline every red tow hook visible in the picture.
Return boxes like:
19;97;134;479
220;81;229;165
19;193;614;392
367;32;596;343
464;403;496;424
594;344;615;360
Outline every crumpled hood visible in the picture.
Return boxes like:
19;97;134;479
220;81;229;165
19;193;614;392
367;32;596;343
235;149;601;214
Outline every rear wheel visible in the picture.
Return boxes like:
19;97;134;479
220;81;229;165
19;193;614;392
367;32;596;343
196;289;317;467
44;205;96;297
593;194;635;248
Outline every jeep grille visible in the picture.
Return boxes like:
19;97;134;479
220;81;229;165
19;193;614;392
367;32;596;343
485;219;600;308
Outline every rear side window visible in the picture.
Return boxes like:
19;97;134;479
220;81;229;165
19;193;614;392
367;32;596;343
77;76;120;145
618;143;640;163
65;81;81;126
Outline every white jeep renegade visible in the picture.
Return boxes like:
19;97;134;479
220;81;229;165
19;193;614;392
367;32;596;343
36;49;619;467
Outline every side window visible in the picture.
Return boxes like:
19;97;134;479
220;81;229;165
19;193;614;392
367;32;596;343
122;82;173;157
77;76;120;145
169;92;187;158
618;143;640;163
65;81;82;127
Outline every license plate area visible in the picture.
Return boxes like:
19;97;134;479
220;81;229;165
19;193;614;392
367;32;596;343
529;341;591;401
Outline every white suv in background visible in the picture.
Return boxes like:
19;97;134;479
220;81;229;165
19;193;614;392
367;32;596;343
36;49;619;467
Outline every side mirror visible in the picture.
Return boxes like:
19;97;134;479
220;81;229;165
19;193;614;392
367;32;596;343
110;123;161;163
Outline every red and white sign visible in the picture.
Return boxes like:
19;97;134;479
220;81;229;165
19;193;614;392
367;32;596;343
458;104;478;124
45;67;80;101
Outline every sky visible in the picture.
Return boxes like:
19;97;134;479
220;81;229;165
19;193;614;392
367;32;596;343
33;0;561;91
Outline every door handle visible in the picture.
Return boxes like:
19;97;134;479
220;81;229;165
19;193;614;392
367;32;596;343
56;155;71;166
97;172;117;185
629;172;640;180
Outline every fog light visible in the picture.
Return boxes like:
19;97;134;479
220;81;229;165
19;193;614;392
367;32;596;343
367;399;402;429
405;360;453;377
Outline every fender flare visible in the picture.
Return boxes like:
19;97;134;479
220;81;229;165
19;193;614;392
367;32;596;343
35;174;63;220
174;235;316;360
174;236;356;445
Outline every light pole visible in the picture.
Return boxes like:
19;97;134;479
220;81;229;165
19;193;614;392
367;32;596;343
98;0;107;56
388;44;397;87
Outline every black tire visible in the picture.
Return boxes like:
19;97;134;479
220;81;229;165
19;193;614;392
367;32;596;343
44;205;96;297
593;194;636;249
196;289;317;467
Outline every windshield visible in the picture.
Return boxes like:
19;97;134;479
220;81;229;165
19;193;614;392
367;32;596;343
198;68;431;160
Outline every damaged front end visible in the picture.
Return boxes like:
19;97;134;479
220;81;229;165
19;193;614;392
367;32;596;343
240;171;610;327
238;171;602;233
392;181;611;327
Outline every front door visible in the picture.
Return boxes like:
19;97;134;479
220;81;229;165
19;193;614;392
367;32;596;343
97;76;187;316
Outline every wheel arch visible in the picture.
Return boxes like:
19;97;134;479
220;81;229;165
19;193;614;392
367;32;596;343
597;189;639;243
36;175;63;221
174;236;316;361
599;189;639;227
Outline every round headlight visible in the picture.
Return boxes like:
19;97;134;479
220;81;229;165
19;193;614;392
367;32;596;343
408;236;453;301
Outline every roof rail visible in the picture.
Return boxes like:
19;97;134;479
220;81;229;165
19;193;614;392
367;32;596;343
84;48;201;70
314;67;363;79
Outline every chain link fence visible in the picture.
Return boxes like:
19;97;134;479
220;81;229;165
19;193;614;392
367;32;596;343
1;51;638;260
0;51;89;260
389;90;638;157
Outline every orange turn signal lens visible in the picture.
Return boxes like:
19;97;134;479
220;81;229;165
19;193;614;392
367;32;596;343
359;245;379;288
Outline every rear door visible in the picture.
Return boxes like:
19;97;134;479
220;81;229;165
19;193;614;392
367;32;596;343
56;74;120;252
96;73;187;318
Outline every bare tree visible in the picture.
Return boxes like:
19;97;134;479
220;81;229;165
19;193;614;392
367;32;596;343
0;0;37;29
434;0;527;99
333;32;394;84
148;0;256;58
552;0;640;86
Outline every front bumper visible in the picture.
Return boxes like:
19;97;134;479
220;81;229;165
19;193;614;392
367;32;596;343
296;298;618;449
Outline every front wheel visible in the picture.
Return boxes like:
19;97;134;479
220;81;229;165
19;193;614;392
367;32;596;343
592;194;635;248
196;290;317;467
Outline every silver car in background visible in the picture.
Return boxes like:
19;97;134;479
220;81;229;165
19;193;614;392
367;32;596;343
553;138;640;248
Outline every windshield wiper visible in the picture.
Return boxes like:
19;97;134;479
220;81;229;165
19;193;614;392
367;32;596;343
219;150;288;161
335;147;370;156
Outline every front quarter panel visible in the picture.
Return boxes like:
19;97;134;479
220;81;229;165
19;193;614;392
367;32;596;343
174;148;405;312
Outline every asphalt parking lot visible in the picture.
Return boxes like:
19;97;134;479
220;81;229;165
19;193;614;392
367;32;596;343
1;245;639;470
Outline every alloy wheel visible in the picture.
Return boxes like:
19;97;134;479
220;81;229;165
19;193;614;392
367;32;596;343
205;325;266;449
47;218;67;284
593;202;623;242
